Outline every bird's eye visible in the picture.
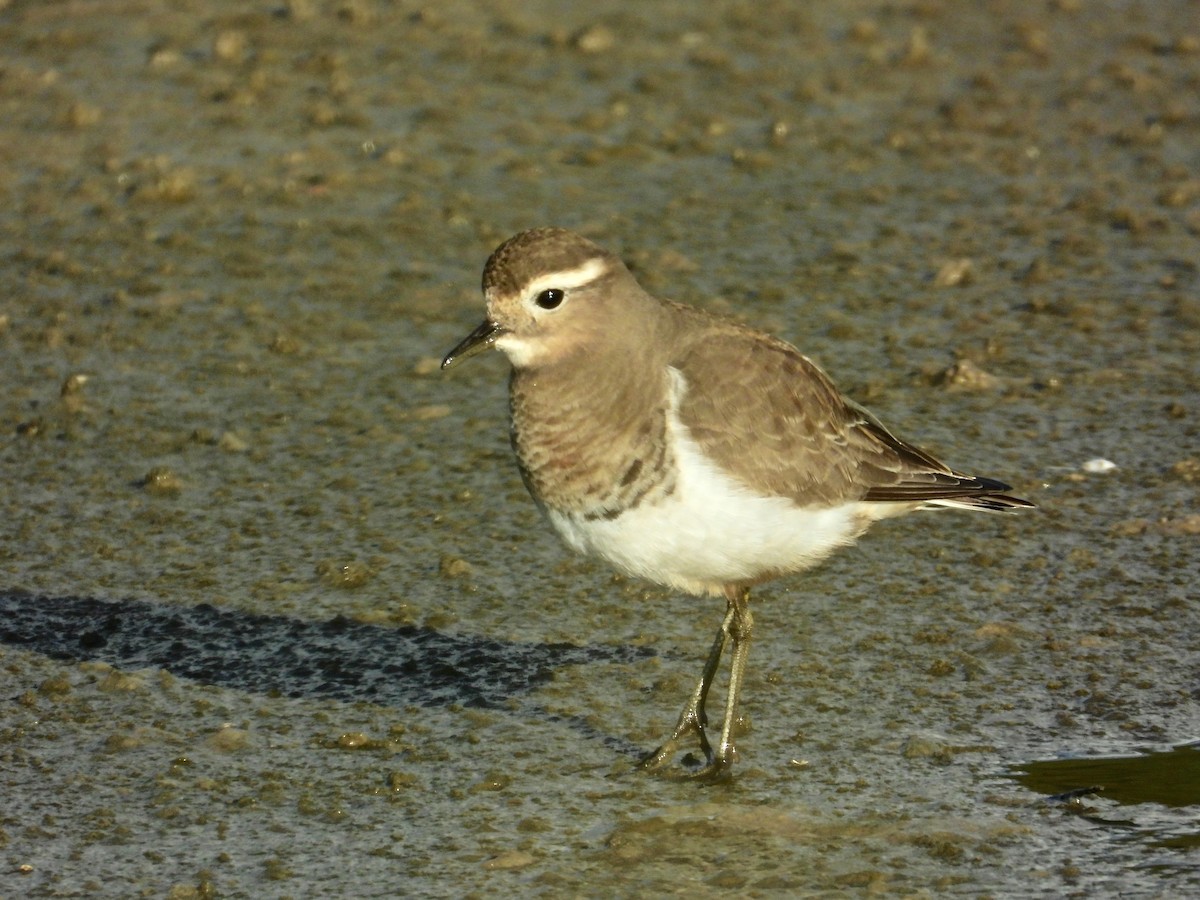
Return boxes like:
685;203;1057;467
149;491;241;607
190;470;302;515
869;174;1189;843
534;289;564;310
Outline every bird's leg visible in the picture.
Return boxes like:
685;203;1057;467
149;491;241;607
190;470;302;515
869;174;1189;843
710;584;753;775
640;600;733;774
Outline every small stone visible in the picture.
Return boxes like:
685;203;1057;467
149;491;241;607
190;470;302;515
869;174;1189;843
60;373;89;396
315;559;371;589
848;19;879;43
902;732;951;759
938;359;1001;391
411;404;451;420
439;555;473;579
1157;515;1200;536
67;102;102;128
1111;518;1149;536
213;30;247;62
218;431;249;452
269;334;301;355
206;725;251;752
1169;458;1199;482
387;771;418;790
933;258;973;287
142;467;183;496
572;24;615;54
469;771;511;793
927;659;955;677
98;671;145;692
148;46;183;69
483;850;536;870
903;26;932;65
335;732;381;750
39;674;72;695
103;731;144;753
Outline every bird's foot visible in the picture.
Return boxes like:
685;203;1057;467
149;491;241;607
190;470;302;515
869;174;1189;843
639;745;735;783
639;725;735;783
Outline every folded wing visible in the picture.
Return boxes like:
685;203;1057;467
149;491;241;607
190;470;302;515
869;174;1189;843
671;321;1032;512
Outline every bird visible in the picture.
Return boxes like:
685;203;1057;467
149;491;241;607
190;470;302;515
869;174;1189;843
441;227;1033;781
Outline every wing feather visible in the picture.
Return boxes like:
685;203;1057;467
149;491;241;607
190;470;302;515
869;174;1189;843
668;312;1030;511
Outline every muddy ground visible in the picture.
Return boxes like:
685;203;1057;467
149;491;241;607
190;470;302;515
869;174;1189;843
1;0;1198;896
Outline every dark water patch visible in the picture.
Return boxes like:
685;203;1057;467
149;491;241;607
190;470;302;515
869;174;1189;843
0;589;653;709
1012;744;1200;809
1010;745;1200;872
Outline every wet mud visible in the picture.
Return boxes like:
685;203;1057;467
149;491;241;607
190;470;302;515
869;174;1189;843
1;0;1198;896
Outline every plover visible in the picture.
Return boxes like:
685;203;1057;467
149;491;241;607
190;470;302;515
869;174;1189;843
442;227;1033;780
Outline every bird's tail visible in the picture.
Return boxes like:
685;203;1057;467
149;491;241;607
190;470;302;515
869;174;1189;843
865;475;1035;512
924;493;1036;513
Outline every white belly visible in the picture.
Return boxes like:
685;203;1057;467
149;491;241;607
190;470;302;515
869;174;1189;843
546;411;882;597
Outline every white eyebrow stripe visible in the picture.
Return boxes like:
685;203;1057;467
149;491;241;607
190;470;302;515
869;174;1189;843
524;257;609;297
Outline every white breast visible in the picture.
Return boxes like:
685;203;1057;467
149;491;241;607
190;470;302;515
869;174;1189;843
545;367;883;596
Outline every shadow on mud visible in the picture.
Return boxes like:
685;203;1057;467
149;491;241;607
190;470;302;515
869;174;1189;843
0;589;652;710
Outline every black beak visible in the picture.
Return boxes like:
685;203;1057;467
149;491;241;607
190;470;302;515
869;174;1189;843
441;319;504;370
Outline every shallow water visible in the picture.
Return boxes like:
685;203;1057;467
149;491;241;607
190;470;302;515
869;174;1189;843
2;0;1198;896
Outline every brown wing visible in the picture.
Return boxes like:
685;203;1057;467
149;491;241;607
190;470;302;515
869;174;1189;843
670;317;1029;509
